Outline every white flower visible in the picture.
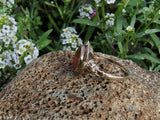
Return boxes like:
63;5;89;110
2;25;10;34
66;39;72;44
94;0;101;4
13;63;21;69
0;50;13;67
105;13;114;18
0;58;5;69
11;36;17;42
12;25;17;33
3;58;12;67
105;13;115;28
1;50;12;60
126;26;133;31
7;30;15;37
61;27;83;51
33;47;39;59
23;40;33;47
77;38;83;45
16;47;26;55
2;0;15;8
0;31;4;37
106;0;116;4
24;55;33;64
61;32;72;39
62;46;66;51
79;4;94;19
65;46;71;51
62;39;67;44
12;52;20;64
3;36;11;45
106;19;114;28
9;0;14;4
62;27;77;34
72;42;77;48
9;16;17;25
122;9;126;14
110;13;115;17
14;39;39;64
0;15;17;48
17;39;27;44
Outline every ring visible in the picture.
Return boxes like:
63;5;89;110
86;53;130;80
73;41;130;80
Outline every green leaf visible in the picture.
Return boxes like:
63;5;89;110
39;29;53;42
127;54;144;60
127;53;160;64
37;40;52;50
72;19;99;27
127;58;148;70
130;15;136;27
44;1;55;7
153;20;160;24
67;1;82;24
143;47;157;57
150;33;160;53
139;38;154;47
84;27;95;41
117;40;124;58
145;29;160;34
37;29;53;50
136;29;160;38
136;31;145;38
48;15;60;33
154;65;160;71
116;15;122;32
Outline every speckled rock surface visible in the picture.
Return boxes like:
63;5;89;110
0;51;159;120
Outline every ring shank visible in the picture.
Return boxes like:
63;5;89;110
87;53;130;80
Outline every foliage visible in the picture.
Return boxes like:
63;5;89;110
0;0;50;89
0;3;40;90
6;0;160;71
72;0;160;71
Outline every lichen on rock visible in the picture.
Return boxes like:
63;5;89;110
0;51;159;120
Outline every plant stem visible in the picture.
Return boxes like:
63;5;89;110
101;0;106;31
144;10;159;30
54;0;63;19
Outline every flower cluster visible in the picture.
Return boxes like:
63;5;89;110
79;4;96;19
13;39;39;65
0;0;14;9
1;38;39;70
105;0;116;4
0;14;39;80
0;50;12;69
0;14;17;48
94;0;101;6
105;13;115;28
1;38;39;78
94;0;116;6
61;27;83;51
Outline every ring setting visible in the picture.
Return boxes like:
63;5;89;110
73;41;130;80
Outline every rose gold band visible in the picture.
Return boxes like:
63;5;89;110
86;53;130;80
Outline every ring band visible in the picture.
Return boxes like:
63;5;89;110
85;53;130;80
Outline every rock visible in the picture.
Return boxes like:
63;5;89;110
0;51;159;120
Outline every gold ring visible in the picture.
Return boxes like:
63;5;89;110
86;53;130;80
73;41;130;80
